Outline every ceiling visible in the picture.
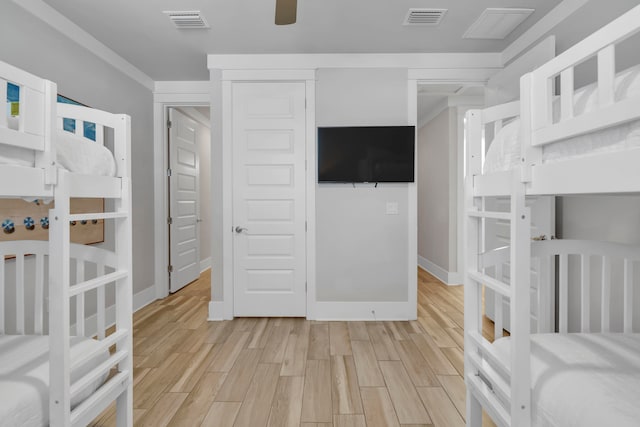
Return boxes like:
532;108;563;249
40;0;562;81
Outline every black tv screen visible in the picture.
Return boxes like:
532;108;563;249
317;126;415;183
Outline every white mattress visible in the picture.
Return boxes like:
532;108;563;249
484;64;640;173
492;333;640;427
0;334;109;427
0;128;117;177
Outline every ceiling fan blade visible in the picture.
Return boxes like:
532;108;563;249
275;0;297;25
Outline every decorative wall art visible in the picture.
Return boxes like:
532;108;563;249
0;198;104;244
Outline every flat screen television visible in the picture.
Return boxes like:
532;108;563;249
317;126;415;183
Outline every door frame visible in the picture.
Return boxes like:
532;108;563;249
153;82;210;300
214;70;317;320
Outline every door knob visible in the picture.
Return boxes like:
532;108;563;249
235;226;248;234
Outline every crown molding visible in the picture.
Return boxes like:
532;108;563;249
14;0;154;90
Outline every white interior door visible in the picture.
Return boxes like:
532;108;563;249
169;108;200;293
232;82;307;317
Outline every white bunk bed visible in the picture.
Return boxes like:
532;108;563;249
0;60;133;426
464;5;640;427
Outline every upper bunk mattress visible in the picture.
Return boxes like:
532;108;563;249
0;129;116;177
492;333;640;427
484;64;640;174
0;334;109;427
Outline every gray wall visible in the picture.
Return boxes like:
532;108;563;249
315;68;410;302
417;108;453;271
0;3;155;296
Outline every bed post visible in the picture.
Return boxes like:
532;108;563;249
464;109;483;427
510;71;534;427
114;114;133;427
49;169;71;426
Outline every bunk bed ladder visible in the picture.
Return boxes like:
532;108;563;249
49;114;133;427
464;110;532;427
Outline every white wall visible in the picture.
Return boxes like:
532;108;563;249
418;108;453;273
0;3;155;298
315;68;410;302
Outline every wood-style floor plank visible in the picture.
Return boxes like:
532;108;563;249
331;355;363;415
379;361;431;425
351;340;385;387
267;376;305;427
360;387;400;427
301;359;333;423
90;269;501;427
417;387;465;427
233;363;282;427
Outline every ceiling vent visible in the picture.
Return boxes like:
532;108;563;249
163;10;210;29
463;8;534;39
403;8;447;26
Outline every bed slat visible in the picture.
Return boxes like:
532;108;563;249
0;254;4;334
601;256;611;333
16;254;25;334
560;68;574;121
76;260;85;337
597;45;616;107
559;254;569;333
97;263;106;340
0;79;7;129
581;255;591;332
34;254;45;334
624;259;633;333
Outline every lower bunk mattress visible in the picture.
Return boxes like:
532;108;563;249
0;334;109;427
492;333;640;427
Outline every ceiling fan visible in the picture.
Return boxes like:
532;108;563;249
275;0;297;25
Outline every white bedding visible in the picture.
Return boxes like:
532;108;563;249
0;129;117;177
484;64;640;173
493;333;640;427
0;335;109;427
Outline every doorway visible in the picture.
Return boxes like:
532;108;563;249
167;106;212;293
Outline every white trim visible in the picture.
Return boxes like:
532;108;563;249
222;69;317;81
305;78;317;320
407;79;419;321
208;53;502;70
200;257;212;274
14;0;154;90
501;0;589;65
409;68;499;82
221;79;234;320
418;256;462;286
314;302;415;321
152;85;210;303
208;301;226;321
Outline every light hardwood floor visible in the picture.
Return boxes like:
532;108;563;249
91;268;497;426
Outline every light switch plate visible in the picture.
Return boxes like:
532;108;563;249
386;202;399;215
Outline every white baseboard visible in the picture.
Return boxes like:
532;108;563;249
134;285;158;312
418;256;462;286
312;301;415;321
208;301;227;321
200;257;212;274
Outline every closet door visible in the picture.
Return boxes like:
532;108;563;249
231;82;307;317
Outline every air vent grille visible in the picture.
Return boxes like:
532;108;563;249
163;10;210;29
404;8;447;26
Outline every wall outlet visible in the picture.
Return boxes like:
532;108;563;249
386;202;399;215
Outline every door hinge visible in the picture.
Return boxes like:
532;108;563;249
168;265;173;274
167;217;173;225
167;168;172;177
167;119;172;128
